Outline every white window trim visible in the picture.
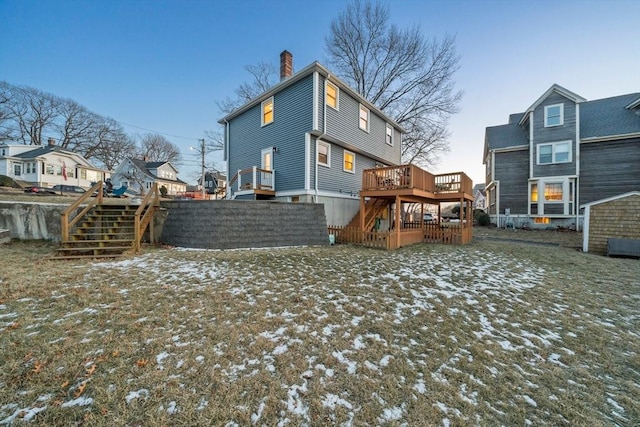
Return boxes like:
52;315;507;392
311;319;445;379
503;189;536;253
317;141;331;168
544;103;564;127
261;96;274;127
385;123;393;146
343;149;355;174
359;104;370;132
326;81;339;111
537;140;572;165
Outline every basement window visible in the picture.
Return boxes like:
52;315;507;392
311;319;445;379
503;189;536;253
534;217;550;224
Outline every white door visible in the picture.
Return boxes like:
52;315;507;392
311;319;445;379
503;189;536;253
261;148;273;188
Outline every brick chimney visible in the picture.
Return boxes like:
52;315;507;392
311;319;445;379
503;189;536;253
47;137;56;146
280;50;293;81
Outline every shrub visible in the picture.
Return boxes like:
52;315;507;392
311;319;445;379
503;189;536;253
0;175;20;188
477;212;490;226
160;185;168;197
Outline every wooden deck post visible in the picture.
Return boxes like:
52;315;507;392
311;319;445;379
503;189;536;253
360;196;365;243
395;195;401;249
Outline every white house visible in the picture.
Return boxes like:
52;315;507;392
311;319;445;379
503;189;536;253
0;139;110;188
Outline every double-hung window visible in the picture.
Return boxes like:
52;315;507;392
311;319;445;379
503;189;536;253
538;141;571;164
13;163;21;176
385;123;393;146
359;104;369;132
343;150;355;173
318;141;330;167
261;97;274;126
544;103;563;127
326;82;338;110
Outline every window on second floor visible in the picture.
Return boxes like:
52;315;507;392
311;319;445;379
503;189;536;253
343;150;355;173
359;104;370;132
261;97;274;126
544;103;563;127
318;141;331;167
385;123;393;146
538;141;571;165
326;81;338;110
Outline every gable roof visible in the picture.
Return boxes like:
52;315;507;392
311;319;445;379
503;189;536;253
218;61;405;132
11;144;105;170
486;88;640;154
518;84;587;126
127;158;187;184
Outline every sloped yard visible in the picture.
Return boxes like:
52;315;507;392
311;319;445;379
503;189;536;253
0;233;638;425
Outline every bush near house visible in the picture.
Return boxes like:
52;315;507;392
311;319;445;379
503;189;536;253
0;175;20;188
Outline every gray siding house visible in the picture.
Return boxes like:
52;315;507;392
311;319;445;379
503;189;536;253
484;84;640;229
219;51;403;226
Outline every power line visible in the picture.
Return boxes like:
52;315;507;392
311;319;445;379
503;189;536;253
117;121;201;141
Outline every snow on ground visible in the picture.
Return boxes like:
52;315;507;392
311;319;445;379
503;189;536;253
1;244;638;425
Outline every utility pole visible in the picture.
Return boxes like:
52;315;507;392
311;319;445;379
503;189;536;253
199;138;206;199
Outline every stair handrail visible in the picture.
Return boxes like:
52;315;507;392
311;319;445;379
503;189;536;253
133;183;160;253
61;181;104;242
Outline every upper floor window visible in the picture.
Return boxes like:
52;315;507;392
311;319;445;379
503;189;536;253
385;123;393;146
343;150;355;173
261;97;274;126
538;141;571;165
544;103;563;127
318;141;331;167
326;81;338;110
359;104;370;132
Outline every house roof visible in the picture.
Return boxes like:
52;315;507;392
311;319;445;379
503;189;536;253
128;158;187;184
217;61;405;133
472;183;485;194
518;84;587;125
580;93;640;139
10;144;106;171
580;191;640;209
485;88;640;154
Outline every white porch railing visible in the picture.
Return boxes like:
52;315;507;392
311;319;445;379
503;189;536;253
227;167;275;199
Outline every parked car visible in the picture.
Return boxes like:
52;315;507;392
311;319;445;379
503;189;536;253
24;186;56;194
423;213;436;222
51;184;86;194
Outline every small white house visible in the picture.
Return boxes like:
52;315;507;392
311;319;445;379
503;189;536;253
112;158;187;195
0;139;110;188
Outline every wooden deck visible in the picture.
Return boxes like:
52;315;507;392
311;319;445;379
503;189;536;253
228;167;275;199
331;164;474;249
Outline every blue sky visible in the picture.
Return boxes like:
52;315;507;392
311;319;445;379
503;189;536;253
1;0;639;185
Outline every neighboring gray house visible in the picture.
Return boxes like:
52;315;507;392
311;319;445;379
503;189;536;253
472;183;486;211
484;84;640;229
219;50;403;226
112;158;187;196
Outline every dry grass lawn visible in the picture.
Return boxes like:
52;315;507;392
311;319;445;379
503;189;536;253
0;231;638;425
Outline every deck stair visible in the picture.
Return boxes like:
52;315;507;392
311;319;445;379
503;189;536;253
337;198;389;243
52;182;159;260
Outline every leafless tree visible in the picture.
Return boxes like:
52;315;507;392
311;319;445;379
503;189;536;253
0;82;16;141
325;0;462;166
137;133;181;163
2;82;60;145
91;118;137;170
217;62;277;115
56;98;100;152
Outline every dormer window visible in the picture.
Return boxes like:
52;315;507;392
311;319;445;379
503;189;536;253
544;103;563;127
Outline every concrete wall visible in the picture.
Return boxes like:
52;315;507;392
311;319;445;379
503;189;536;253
0;201;67;240
159;200;329;250
587;194;640;255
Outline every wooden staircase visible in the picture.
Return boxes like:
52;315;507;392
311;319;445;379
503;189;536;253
337;198;389;243
52;182;160;260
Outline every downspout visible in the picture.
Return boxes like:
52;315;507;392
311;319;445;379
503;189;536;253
314;74;330;203
224;119;230;199
575;103;580;231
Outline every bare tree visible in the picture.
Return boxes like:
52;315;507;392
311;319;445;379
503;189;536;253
137;133;181;163
2;82;60;145
325;0;462;166
217;62;277;115
0;82;16;141
56;98;100;152
91;118;137;170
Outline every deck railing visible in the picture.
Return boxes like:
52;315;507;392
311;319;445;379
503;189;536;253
362;164;472;196
228;167;275;198
133;183;160;253
61;181;104;242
